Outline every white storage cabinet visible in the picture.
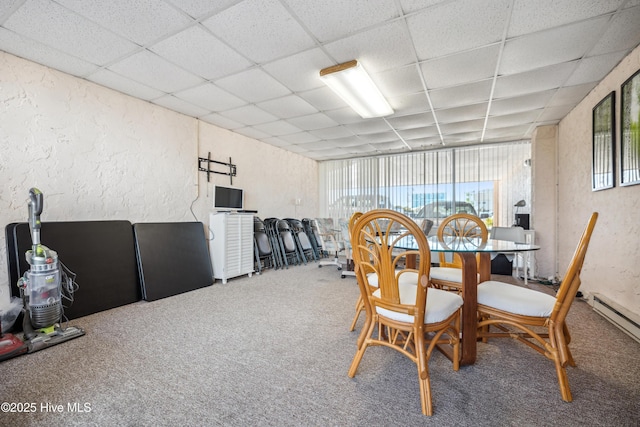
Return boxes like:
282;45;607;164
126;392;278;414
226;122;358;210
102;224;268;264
209;212;254;284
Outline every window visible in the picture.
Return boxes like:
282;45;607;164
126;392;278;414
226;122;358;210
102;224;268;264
319;142;531;229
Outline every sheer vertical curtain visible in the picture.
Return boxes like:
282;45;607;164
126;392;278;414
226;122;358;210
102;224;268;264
319;142;531;228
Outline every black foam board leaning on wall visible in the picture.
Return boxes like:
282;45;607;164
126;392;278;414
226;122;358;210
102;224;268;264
133;222;213;302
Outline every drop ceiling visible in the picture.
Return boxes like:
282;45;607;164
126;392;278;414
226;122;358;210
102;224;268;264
1;0;639;161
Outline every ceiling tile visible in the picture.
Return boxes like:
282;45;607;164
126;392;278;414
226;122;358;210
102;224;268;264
284;0;399;43
278;131;321;144
323;20;417;73
0;27;99;77
87;68;164;100
3;0;138;66
428;80;493;110
256;95;318;119
260;136;291;147
309;147;352;157
493;62;577;98
287;113;339;131
345;118;391;135
508;0;624;38
399;0;450;14
421;44;500;89
346;144;378;153
441;131;483;144
372;141;409;151
589;5;640;55
174;82;247;111
149;25;252;80
483;124;533;140
153;94;210;117
440;119;485;135
323;107;364;125
547;82;596;107
407;0;511;60
297;139;340;150
397;126;440;140
164;0;239;19
309;125;354;140
375;65;424;97
486;110;542;129
565;50;628;86
298;86;347;111
356;131;398;143
109;50;204;92
405;137;443;149
499;18;607;76
387;92;431;116
202;0;315;63
435;103;489;123
284;144;312;153
262;48;333;92
252;120;302;136
489;90;556;115
322;136;366;147
0;1;23;18
385;112;435;130
199;112;243;130
220;105;278;126
215;67;291;103
55;0;192;45
537;104;575;122
234;127;271;140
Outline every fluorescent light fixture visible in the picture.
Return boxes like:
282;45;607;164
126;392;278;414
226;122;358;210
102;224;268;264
319;60;393;118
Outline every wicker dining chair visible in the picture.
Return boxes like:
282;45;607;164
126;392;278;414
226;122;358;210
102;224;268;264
476;212;598;402
348;213;419;332
430;213;488;292
348;209;463;416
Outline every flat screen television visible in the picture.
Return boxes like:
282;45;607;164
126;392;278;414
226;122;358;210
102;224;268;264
213;185;244;210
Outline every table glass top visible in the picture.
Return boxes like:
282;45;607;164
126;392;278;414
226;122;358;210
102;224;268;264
392;235;540;253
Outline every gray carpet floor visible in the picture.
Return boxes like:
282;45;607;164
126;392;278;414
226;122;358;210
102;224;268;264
2;262;639;426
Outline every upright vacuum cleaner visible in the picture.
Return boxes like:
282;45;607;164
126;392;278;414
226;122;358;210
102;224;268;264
15;188;84;353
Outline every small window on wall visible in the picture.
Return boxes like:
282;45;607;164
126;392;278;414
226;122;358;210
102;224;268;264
621;69;640;186
592;91;615;191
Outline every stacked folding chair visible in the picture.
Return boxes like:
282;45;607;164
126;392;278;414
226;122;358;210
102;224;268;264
302;218;322;259
253;217;277;273
285;218;317;264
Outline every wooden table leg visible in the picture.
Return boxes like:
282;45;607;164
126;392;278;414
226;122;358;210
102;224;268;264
405;253;417;269
457;252;477;365
457;252;491;366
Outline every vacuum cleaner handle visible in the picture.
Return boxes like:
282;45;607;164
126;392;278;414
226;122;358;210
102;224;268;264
28;188;43;248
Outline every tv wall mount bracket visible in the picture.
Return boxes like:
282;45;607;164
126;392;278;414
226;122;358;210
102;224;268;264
198;152;236;184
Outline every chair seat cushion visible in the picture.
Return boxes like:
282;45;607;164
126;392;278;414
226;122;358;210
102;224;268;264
477;281;556;317
373;284;463;324
430;267;479;283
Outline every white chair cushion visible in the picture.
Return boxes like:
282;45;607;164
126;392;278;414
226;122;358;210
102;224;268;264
366;271;418;288
373;284;463;325
430;267;479;283
477;281;556;317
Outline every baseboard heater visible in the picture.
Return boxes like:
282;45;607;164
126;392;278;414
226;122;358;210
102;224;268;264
591;293;640;344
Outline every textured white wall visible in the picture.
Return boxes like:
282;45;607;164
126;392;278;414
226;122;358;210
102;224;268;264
0;52;318;304
194;122;318;222
557;45;640;316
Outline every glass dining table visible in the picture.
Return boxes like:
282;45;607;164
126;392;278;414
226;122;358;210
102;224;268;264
396;235;540;365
